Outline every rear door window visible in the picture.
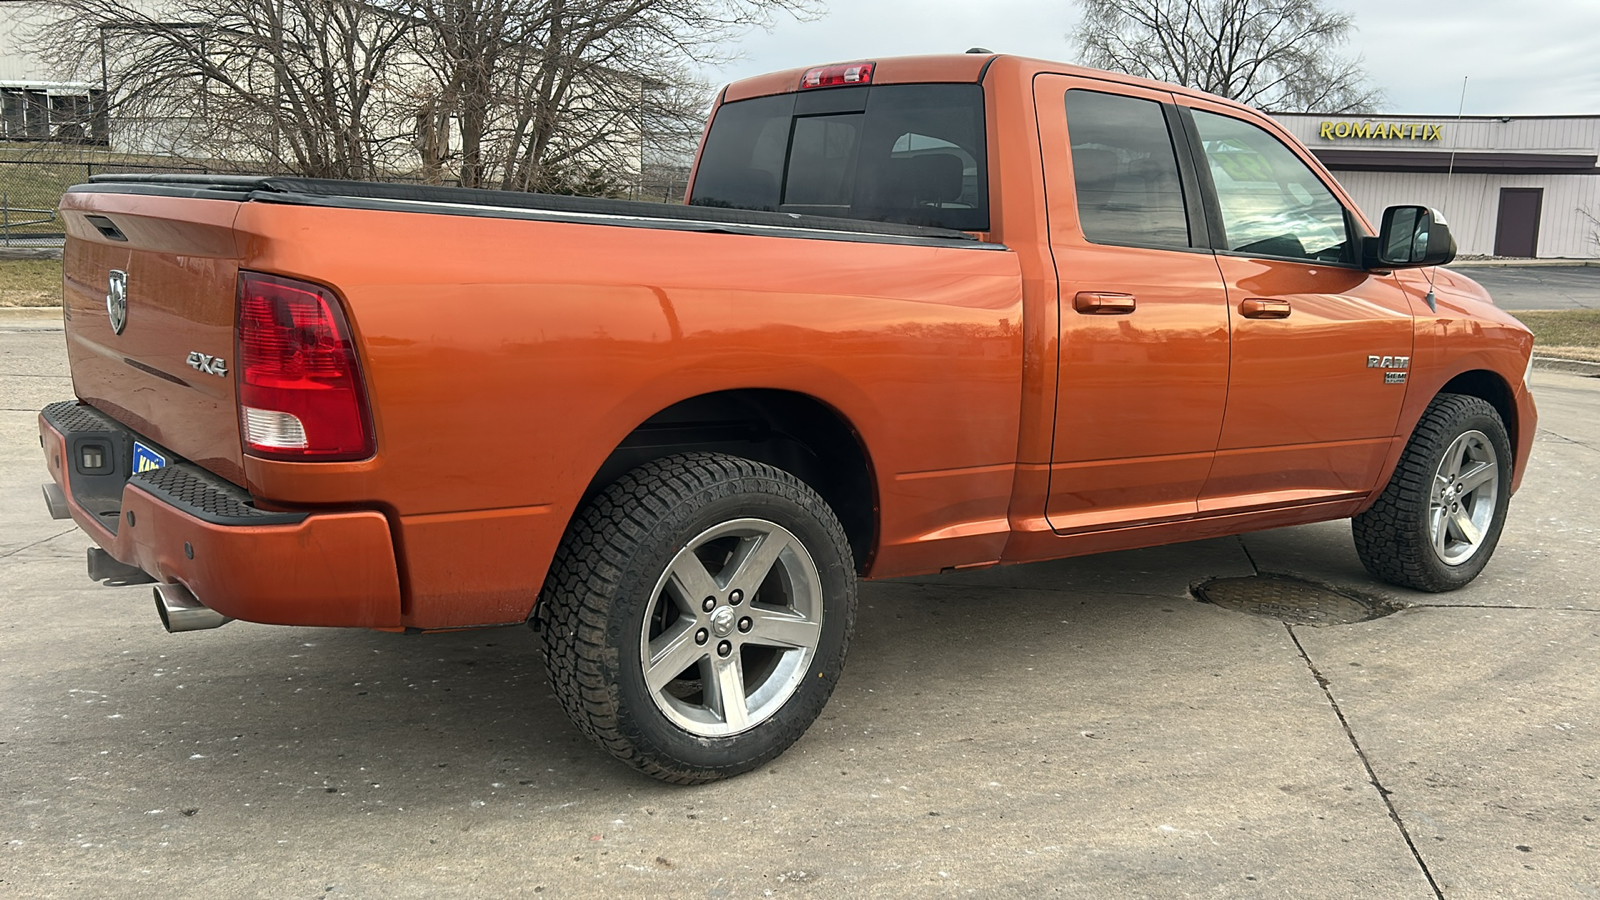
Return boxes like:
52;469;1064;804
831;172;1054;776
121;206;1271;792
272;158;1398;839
1063;90;1192;250
691;84;989;231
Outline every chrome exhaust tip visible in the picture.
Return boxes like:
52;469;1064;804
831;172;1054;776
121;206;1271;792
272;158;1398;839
153;582;232;633
42;482;70;520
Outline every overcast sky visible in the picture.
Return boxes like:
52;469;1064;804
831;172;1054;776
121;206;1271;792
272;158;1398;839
701;0;1600;116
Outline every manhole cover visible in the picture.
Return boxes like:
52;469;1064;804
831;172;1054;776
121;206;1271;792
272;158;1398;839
1193;575;1403;626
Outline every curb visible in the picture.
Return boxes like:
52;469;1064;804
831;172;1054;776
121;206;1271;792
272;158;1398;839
1449;258;1598;269
0;248;63;261
1533;355;1600;376
0;307;64;330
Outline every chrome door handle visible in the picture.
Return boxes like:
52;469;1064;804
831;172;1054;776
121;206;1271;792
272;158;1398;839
1239;297;1292;319
1073;291;1137;315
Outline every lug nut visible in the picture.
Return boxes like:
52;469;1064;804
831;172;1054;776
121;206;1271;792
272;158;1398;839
695;628;709;645
729;589;744;606
738;617;752;633
702;596;716;613
717;640;732;658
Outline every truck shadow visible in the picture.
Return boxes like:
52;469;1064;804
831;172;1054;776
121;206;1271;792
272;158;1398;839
14;532;1373;820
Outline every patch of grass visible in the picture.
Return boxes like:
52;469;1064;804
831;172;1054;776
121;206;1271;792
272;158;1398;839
0;258;63;307
1510;310;1600;360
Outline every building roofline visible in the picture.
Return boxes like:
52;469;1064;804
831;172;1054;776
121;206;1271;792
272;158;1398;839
1276;112;1600;121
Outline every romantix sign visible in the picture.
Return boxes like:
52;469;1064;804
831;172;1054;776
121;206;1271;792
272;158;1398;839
1319;121;1444;141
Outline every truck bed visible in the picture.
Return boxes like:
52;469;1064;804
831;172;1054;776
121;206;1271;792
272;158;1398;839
79;174;991;249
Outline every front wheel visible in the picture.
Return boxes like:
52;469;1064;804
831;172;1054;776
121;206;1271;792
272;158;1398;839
1353;393;1513;592
537;453;857;783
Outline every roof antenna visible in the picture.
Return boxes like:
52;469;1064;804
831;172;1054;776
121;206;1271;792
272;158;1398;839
965;47;993;54
1428;75;1469;311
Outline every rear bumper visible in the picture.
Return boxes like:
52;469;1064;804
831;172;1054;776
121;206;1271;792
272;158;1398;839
40;402;402;629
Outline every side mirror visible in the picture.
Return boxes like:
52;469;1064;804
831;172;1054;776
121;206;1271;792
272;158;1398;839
1364;205;1456;269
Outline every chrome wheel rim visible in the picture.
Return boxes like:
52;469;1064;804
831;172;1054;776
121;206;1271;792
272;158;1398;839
640;518;823;737
1429;430;1499;566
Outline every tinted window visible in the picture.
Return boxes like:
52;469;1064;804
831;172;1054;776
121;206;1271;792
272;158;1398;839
1190;110;1350;262
1063;90;1190;249
691;84;989;231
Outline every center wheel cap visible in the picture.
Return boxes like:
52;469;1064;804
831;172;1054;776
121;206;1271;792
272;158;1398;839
710;606;737;637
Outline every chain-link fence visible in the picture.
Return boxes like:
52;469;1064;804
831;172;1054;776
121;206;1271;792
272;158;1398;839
0;158;214;246
1;154;697;246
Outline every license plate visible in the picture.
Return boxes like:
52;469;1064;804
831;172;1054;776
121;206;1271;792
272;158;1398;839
132;441;167;473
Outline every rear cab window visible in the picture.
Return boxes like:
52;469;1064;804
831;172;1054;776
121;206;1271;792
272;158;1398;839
691;84;989;232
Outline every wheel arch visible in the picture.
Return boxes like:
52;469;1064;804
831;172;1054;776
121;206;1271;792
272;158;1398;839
577;389;879;573
1437;369;1519;462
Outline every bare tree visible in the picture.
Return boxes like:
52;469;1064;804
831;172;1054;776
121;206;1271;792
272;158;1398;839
37;0;418;178
1070;0;1382;113
36;0;812;192
404;0;812;192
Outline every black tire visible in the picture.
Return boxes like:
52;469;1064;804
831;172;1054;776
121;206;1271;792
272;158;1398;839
536;452;857;784
1353;393;1513;592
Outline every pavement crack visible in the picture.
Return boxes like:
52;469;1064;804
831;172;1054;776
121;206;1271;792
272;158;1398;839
1287;624;1444;900
1237;535;1261;575
0;527;80;560
1537;427;1600;454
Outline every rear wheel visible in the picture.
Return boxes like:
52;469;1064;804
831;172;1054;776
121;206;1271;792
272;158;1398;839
537;452;857;783
1353;394;1513;592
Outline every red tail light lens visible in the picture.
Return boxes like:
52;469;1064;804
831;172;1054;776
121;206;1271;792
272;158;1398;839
236;272;373;460
800;62;874;89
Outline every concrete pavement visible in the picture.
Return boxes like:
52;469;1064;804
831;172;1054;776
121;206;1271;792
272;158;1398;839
1;320;1596;898
1450;266;1600;311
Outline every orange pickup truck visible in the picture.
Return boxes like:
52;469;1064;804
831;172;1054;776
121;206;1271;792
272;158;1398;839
39;53;1536;782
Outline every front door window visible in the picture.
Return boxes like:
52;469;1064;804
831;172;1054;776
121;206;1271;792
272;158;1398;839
1190;110;1350;263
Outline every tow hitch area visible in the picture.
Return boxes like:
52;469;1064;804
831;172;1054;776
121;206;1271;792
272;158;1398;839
86;548;157;586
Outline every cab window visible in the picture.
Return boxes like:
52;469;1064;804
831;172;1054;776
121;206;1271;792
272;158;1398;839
1063;90;1191;250
1189;110;1350;263
690;84;989;231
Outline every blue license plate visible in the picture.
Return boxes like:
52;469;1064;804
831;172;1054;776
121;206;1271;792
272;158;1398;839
132;441;167;474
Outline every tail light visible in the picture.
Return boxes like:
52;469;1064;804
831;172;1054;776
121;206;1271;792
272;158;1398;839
236;272;374;460
800;62;874;89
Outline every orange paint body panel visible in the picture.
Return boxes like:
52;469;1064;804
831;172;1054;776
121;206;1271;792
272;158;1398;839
43;54;1537;632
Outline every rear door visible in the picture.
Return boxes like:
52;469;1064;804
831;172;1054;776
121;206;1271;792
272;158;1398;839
1176;100;1414;512
1035;76;1231;533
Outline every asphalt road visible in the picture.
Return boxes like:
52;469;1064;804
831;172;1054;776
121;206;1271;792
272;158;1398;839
1451;265;1600;310
2;315;1597;898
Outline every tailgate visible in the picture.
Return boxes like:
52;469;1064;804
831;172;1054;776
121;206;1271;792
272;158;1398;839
59;189;246;484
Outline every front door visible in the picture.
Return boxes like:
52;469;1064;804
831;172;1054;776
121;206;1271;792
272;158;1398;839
1035;77;1231;533
1179;101;1415;511
1494;188;1542;258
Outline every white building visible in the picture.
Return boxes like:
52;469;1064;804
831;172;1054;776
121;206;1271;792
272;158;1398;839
1;2;107;144
1275;113;1600;259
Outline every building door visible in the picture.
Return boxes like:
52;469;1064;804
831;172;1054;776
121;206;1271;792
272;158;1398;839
1494;188;1543;258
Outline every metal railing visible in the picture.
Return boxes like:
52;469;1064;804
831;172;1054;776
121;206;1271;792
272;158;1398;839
0;158;212;246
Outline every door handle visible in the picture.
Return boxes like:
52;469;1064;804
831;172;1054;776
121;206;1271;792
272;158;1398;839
1239;297;1292;319
1073;291;1137;315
